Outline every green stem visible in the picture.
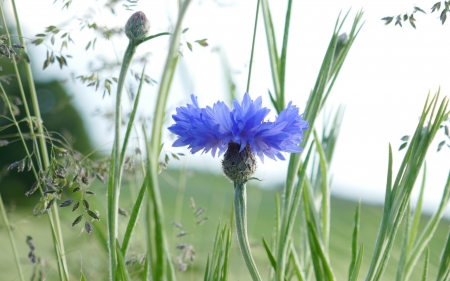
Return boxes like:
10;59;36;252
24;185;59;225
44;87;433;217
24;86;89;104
246;0;260;93
108;42;136;281
138;32;171;45
0;194;25;281
234;182;262;281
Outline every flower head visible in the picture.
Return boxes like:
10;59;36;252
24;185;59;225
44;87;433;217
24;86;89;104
168;93;308;163
125;11;150;42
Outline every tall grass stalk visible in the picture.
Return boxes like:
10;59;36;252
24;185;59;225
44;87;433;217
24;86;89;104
259;5;363;279
1;2;69;279
140;1;193;279
365;91;449;281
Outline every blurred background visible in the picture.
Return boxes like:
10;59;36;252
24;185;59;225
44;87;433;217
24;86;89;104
1;0;450;280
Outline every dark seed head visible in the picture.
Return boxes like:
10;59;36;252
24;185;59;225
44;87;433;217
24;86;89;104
221;142;257;184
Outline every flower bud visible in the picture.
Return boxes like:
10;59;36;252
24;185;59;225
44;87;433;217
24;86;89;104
125;11;150;42
222;142;257;184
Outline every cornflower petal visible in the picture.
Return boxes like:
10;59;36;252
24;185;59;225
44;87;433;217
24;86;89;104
168;93;308;161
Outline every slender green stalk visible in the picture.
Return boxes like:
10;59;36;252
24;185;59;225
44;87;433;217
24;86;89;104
234;182;262;281
107;41;136;280
0;194;25;281
141;1;192;279
1;3;69;279
246;0;260;93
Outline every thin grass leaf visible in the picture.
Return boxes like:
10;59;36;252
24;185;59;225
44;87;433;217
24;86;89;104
121;175;147;255
262;236;276;269
261;0;281;110
397;203;413;281
437;229;450;281
278;0;293;110
348;200;361;280
116;240;131;281
290;246;306;281
313;130;330;251
204;222;231;281
246;0;260;94
119;65;146;166
306;219;336;281
349;245;364;281
80;271;87;281
276;143;313;281
404;172;450;280
421;247;429;281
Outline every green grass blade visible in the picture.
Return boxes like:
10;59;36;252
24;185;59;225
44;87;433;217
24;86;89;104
290;246;306;281
275;144;313;281
119;66;148;256
204;222;232;281
421;247;429;281
116;240;131;281
348;200;361;281
278;0;293;109
397;203;413;281
404;172;450;280
221;225;232;281
204;255;211;281
306;219;336;281
119;65;146;165
0;193;25;281
246;0;261;94
121;175;148;255
313;130;330;251
262;236;277;269
260;0;281;111
349;245;364;281
437;229;450;281
409;164;427;252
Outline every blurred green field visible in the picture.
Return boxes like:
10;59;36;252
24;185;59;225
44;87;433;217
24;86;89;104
1;168;449;281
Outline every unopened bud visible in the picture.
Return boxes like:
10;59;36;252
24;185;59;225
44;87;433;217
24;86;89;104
222;142;257;184
125;11;150;42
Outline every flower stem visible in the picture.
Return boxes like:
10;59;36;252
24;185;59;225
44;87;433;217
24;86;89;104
234;182;262;281
108;41;136;281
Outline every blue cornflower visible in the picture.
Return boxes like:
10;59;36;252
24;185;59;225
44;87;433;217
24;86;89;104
168;93;308;163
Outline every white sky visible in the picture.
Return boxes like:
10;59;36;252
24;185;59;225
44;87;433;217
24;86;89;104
9;0;450;213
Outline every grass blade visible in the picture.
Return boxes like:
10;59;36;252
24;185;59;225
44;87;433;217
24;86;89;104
116;240;131;281
404;172;450;280
421;247;429;281
260;0;281;110
349;245;364;281
348;200;361;280
262;236;277;270
278;0;293;109
437;229;450;281
290;246;307;281
246;0;261;94
313;130;330;251
121;175;148;255
0;193;25;281
306;219;336;281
